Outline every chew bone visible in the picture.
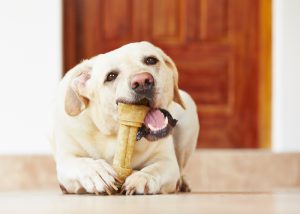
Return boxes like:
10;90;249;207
113;103;150;182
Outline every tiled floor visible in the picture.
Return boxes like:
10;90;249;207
1;190;300;214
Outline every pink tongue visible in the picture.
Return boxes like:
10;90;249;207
144;109;165;129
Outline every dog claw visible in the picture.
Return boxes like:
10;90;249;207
114;176;123;184
144;185;149;194
176;180;180;192
126;187;136;195
110;183;119;191
93;187;100;195
120;186;126;194
59;184;69;194
105;186;112;195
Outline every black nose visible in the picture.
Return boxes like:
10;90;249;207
131;72;154;95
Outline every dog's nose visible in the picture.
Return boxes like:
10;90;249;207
130;72;154;95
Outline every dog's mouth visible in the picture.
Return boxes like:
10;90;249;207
137;108;177;141
116;97;151;107
116;98;177;141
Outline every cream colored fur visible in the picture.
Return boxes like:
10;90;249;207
52;42;199;194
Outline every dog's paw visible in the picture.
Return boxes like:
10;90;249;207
57;158;121;195
121;171;160;195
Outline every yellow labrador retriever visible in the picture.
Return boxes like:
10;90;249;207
52;42;199;195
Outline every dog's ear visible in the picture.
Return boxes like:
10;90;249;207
65;61;92;116
160;52;186;109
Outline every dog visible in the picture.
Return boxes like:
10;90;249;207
51;41;199;195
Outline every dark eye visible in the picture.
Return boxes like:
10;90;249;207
105;71;119;82
144;56;159;65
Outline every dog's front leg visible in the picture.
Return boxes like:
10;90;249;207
121;137;180;195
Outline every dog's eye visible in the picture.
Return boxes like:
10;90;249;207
106;71;119;82
144;56;159;65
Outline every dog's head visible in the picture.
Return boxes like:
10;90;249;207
64;42;185;138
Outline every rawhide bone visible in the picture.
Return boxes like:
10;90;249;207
113;103;150;182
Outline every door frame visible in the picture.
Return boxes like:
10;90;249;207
258;0;272;148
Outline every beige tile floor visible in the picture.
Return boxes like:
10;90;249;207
1;190;300;214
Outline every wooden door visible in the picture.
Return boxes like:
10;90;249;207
63;0;271;148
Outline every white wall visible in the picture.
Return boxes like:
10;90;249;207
273;0;300;151
0;0;61;153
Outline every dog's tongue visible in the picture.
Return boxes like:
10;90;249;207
144;109;165;129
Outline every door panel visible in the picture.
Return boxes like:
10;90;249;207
63;0;269;148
